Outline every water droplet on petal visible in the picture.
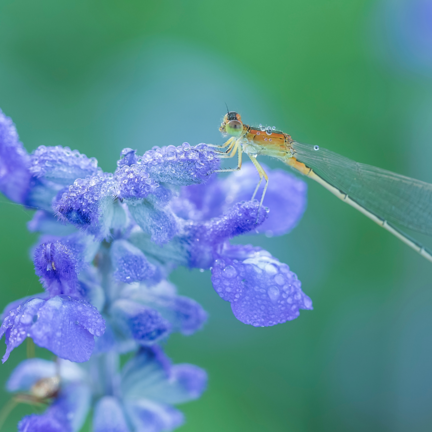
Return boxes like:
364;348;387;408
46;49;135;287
223;265;237;278
20;314;32;324
265;263;278;275
268;286;280;301
274;274;285;285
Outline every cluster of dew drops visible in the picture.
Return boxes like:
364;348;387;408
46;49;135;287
259;124;277;136
256;124;321;152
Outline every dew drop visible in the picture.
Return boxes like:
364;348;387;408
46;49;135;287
268;286;280;301
265;263;278;275
223;265;237;278
314;145;319;151
20;314;32;324
274;274;285;286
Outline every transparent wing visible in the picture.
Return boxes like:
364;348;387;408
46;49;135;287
292;141;432;235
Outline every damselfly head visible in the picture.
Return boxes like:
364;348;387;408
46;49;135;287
220;111;243;137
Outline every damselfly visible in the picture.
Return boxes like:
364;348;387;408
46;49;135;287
210;111;432;263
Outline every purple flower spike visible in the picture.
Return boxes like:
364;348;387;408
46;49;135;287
120;143;220;187
0;298;45;363
111;299;171;346
1;107;310;431
163;364;208;404
18;413;67;432
31;296;105;362
0;109;31;204
115;164;158;200
25;177;65;212
124;401;184;432
117;148;138;168
7;358;57;392
162;296;207;336
7;358;85;393
28;211;77;236
34;242;80;297
121;347;207;404
189;200;268;245
175;175;224;221
33;233;99;296
111;240;158;284
124;285;207;336
18;382;91;432
223;163;307;236
55;174;119;238
94;397;131;432
0;296;105;362
212;246;312;327
30;145;101;185
128;202;179;245
186;200;269;268
211;257;244;303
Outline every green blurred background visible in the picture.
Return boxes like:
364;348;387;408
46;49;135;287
1;0;432;430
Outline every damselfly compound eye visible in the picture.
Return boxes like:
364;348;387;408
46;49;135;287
314;145;319;151
226;120;243;137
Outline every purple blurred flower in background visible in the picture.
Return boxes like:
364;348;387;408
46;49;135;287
0;108;310;430
379;0;432;73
